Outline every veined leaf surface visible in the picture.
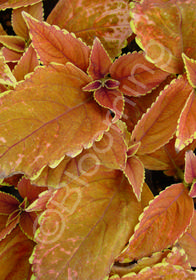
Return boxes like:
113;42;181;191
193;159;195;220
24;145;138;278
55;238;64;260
132;75;192;155
47;0;132;58
0;63;111;178
131;0;196;74
23;13;90;72
117;183;194;262
0;0;41;10
31;167;148;280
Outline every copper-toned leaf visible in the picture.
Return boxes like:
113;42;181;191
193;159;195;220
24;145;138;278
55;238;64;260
110;263;196;279
23;13;90;72
0;53;16;86
0;35;25;52
0;214;19;241
47;0;132;59
26;189;54;212
0;0;41;10
182;53;196;88
165;246;191;270
12;2;43;40
31;167;146;280
12;44;39;81
0;63;111;179
123;156;144;201
19;211;38;240
110;52;169;97
139;136;196;177
32;124;127;188
0;191;19;215
0;226;35;280
111;250;170;277
117;183;194;262
17;177;47;203
2;47;22;62
184;150;196;184
176;90;196;150
132;75;192;155
178;210;196;267
189;182;196;198
88;37;112;79
94;87;124;122
131;0;196;74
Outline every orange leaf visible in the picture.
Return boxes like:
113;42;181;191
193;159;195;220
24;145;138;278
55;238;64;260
110;263;196;279
26;189;54;213
88;38;112;79
139;137;196;177
0;226;35;280
111;250;170;277
47;0;132;59
0;191;19;215
132;75;192;155
176;90;196;150
0;214;19;241
184;150;196;184
110;52;169;97
17;177;47;204
131;0;196;74
94;87;124;122
31;167;145;280
0;53;16;86
0;63;111;178
182;53;196;88
23;13;90;72
12;44;39;81
164;246;191;270
2;47;22;62
12;2;43;40
0;35;25;52
117;183;194;262
31;124;127;188
178;210;196;267
19;211;38;240
123;156;144;201
0;0;41;10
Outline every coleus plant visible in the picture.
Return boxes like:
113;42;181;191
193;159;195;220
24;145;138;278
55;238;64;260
0;0;196;279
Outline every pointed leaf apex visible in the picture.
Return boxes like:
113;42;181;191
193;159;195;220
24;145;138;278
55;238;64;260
182;53;196;88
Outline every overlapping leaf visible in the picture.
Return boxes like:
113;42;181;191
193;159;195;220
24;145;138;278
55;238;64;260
110;52;169;97
176;90;196;150
0;54;16;86
183;53;196;88
0;226;35;280
184;150;196;184
132;75;193;155
12;2;43;40
30;167;151;280
12;44;39;81
0;62;111;179
138;137;196;177
111;250;170;277
178;210;196;267
117;183;194;262
111;246;193;279
124;155;144;201
131;0;196;74
47;0;132;58
0;0;41;10
110;263;196;279
23;13;91;72
32;124;127;188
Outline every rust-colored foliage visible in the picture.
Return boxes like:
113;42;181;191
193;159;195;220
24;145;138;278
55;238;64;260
0;0;196;279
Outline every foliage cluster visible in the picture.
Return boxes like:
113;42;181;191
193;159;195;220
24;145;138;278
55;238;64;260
0;0;196;279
